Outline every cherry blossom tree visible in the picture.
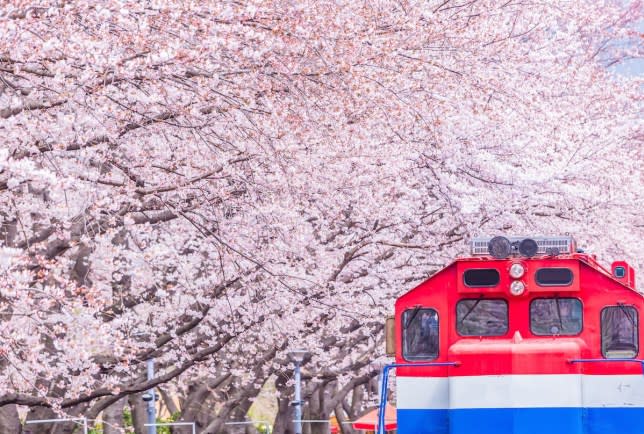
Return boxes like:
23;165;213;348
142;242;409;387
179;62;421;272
0;0;641;432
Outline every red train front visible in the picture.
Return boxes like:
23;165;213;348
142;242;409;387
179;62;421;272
389;236;643;434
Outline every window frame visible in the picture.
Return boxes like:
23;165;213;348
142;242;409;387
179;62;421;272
455;298;509;337
614;266;626;278
535;268;574;287
600;305;639;359
529;297;584;336
401;307;440;362
463;268;501;288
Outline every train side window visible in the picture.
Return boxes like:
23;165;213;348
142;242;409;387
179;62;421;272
463;269;500;287
456;299;508;336
402;308;439;361
535;268;574;286
530;298;582;335
601;305;639;358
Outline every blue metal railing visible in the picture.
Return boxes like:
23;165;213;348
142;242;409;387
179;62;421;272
569;358;644;376
376;362;460;434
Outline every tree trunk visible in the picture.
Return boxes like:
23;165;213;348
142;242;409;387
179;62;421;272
302;399;312;434
128;393;149;434
0;404;22;434
304;381;337;434
271;397;294;434
159;387;180;417
334;405;356;434
244;424;260;434
24;406;75;434
103;397;126;434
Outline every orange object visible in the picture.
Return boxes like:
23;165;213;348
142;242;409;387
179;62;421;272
352;403;397;431
329;415;340;433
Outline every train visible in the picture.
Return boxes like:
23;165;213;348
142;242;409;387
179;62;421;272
384;235;643;434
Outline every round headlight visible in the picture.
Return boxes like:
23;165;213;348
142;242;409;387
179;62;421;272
510;281;525;296
488;236;512;259
509;263;525;279
519;238;539;257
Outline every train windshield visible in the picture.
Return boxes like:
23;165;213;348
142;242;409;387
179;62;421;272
530;298;583;335
402;308;439;360
601;305;639;358
456;299;508;336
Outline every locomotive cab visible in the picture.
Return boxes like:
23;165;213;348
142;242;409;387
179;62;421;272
390;236;643;434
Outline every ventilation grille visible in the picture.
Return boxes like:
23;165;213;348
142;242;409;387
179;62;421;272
471;236;576;256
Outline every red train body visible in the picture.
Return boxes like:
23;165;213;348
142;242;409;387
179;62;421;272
390;236;643;434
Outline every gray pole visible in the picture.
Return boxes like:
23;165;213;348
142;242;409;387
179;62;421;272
294;361;302;434
147;359;157;434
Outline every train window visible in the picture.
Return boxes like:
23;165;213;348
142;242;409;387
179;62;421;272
463;269;500;287
601;305;639;358
402;308;439;360
530;298;583;335
456;299;508;336
535;268;574;286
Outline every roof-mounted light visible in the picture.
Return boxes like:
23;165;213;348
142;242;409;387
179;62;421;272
471;236;576;257
488;236;512;259
519;238;538;257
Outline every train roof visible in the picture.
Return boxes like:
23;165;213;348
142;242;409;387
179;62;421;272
400;252;640;300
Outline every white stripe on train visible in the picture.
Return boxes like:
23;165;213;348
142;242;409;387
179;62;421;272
396;375;644;409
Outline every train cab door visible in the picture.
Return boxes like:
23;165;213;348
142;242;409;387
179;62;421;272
581;303;644;434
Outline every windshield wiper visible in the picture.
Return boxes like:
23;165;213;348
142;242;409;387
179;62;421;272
617;303;636;327
616;303;637;343
404;305;422;329
459;296;483;327
555;296;563;333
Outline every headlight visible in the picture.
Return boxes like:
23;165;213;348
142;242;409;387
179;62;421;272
509;263;525;279
487;236;512;259
510;281;525;296
519;238;539;257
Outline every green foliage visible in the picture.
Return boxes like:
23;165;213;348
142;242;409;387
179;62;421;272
123;407;134;427
88;424;103;434
257;423;273;434
156;411;181;433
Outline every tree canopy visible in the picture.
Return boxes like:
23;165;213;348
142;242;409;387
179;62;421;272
0;0;641;432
